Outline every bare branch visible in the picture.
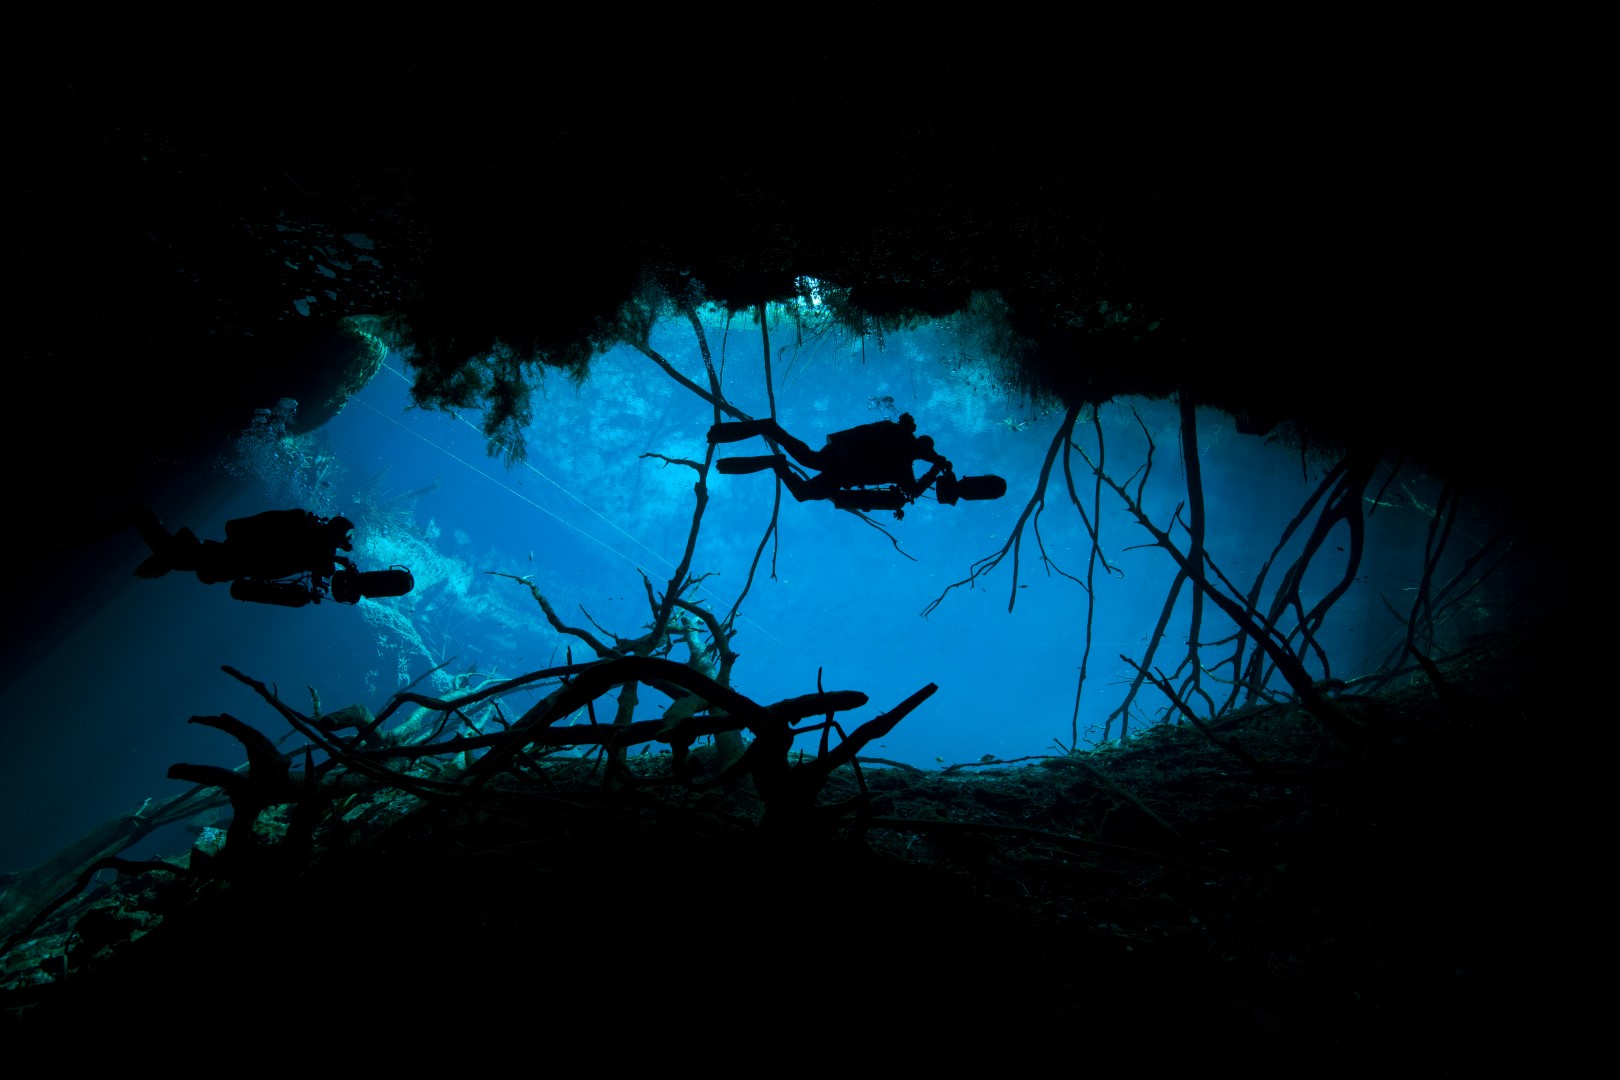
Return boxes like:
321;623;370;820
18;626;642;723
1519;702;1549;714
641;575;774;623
1076;447;1369;752
640;452;704;471
488;571;619;658
1177;392;1209;714
923;404;1080;618
1062;405;1113;753
1122;656;1267;774
727;303;784;623
634;341;750;423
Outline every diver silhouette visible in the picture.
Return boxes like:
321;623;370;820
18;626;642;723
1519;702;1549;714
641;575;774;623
130;507;414;607
708;414;1007;515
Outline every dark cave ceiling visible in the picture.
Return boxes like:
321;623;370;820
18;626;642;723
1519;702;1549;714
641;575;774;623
14;44;1570;606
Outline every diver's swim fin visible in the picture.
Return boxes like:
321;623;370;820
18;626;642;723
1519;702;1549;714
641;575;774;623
708;421;774;445
133;526;202;578
133;553;171;579
715;455;784;475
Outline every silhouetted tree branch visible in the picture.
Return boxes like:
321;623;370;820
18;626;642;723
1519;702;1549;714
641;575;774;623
1096;405;1181;743
1122;656;1266;774
1216;459;1346;712
1243;449;1379;695
1077;441;1369;752
922;404;1081;618
727;302;783;622
1062;405;1114;752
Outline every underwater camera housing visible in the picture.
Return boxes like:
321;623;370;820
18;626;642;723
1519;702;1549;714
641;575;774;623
331;566;415;605
935;471;1008;505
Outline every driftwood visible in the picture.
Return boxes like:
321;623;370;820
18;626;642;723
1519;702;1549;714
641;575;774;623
2;652;937;960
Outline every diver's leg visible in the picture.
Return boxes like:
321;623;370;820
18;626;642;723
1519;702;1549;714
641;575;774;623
708;419;824;466
133;552;171;578
771;429;824;468
767;465;818;502
714;455;823;502
765;465;838;502
189;539;234;584
792;473;838;502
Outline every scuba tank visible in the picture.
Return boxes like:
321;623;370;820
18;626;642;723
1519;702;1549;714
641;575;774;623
230;578;314;607
228;566;414;607
830;472;1008;513
830;487;908;512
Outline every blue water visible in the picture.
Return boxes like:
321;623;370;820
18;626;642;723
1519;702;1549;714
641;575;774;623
0;308;1457;874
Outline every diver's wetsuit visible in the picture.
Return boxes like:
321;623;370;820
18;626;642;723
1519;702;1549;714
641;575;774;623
134;508;354;586
709;416;949;502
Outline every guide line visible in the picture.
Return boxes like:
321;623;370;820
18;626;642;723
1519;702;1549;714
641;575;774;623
363;365;783;645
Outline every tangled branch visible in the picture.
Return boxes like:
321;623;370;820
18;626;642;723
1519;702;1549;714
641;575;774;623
923;404;1082;618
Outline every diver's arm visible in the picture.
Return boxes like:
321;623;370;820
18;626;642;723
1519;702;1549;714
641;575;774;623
908;454;952;498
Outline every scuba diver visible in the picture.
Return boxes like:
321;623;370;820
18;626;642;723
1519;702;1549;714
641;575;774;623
708;413;1007;516
130;507;415;607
